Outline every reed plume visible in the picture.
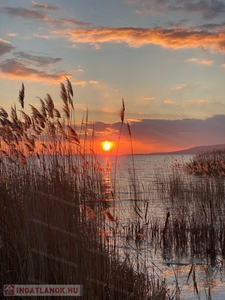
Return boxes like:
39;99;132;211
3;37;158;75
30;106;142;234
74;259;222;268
114;98;125;191
119;97;125;124
66;77;74;109
18;83;25;109
45;94;54;119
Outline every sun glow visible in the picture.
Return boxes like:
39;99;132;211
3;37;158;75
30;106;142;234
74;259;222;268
102;141;113;152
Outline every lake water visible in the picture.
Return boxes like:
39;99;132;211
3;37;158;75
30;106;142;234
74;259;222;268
98;154;225;300
24;153;225;299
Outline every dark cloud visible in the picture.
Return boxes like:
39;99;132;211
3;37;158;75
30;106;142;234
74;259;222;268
92;115;225;151
0;59;70;83
0;39;15;56
131;116;225;148
58;18;93;28
128;0;225;20
1;6;93;29
15;52;62;67
31;1;58;10
195;22;225;31
184;0;225;19
1;6;46;20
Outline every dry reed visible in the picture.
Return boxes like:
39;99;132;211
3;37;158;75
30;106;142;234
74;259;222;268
0;81;172;299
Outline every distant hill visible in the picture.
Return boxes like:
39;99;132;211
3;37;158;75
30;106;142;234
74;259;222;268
149;144;225;155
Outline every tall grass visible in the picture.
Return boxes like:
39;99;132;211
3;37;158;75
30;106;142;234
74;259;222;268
184;149;225;177
0;81;172;299
2;81;223;299
156;165;225;259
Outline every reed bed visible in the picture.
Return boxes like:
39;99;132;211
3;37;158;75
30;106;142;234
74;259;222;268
184;149;225;177
154;166;225;260
0;81;173;299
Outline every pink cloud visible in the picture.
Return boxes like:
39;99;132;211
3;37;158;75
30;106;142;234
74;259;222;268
186;58;214;66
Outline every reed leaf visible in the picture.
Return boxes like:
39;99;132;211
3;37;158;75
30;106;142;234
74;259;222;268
101;210;117;222
187;264;193;283
57;120;67;139
0;107;8;119
19;111;31;128
53;108;61;119
79;204;96;220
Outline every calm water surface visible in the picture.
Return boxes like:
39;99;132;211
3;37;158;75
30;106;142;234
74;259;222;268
98;154;225;300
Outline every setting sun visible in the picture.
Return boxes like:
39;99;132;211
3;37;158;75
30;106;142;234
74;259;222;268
102;141;113;152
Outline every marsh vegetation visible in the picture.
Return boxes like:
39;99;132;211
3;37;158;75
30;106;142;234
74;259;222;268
0;81;224;299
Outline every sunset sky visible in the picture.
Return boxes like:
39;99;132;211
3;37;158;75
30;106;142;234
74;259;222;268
0;0;225;154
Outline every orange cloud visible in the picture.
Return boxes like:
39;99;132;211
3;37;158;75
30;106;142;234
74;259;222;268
143;97;154;101
74;66;83;72
6;31;18;37
186;99;210;104
72;80;86;86
127;119;141;124
171;84;186;90
186;58;198;62
89;80;98;84
222;64;225;68
52;27;225;52
164;99;174;104
33;33;55;39
186;58;214;66
199;59;214;66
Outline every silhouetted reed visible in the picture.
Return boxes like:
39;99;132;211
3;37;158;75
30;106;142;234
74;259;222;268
0;81;172;299
155;164;225;266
